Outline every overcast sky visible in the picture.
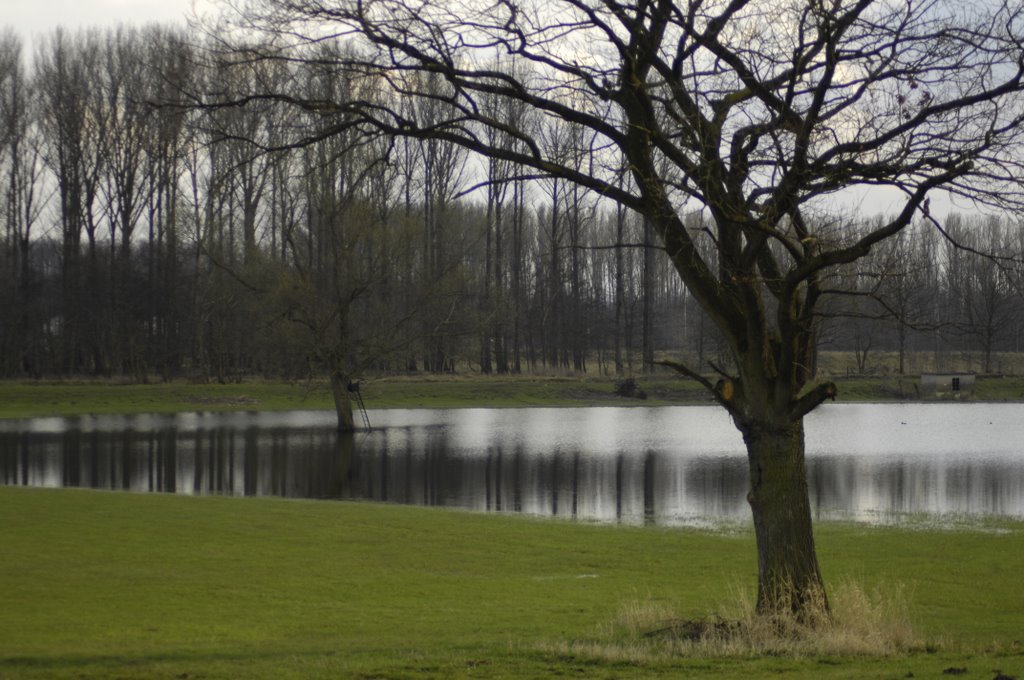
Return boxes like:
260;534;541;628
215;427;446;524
5;0;214;44
0;0;974;217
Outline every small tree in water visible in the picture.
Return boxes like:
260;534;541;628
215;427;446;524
212;0;1024;614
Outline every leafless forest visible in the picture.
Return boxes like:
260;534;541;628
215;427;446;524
1;27;1022;382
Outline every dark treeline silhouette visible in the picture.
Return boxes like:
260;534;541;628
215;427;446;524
1;27;1022;383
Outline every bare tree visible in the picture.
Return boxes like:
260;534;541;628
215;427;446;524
947;216;1021;372
409;72;471;372
95;26;163;378
35;29;109;374
478;84;508;373
874;223;938;378
142;27;194;379
0;31;47;375
192;0;1024;614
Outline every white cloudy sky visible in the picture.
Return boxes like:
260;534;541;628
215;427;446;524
0;0;974;216
5;0;214;42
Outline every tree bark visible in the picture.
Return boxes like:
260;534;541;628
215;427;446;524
328;369;357;433
742;419;827;616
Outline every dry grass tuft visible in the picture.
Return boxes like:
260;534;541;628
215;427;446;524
543;579;924;662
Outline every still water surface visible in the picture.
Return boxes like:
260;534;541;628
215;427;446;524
2;404;1023;525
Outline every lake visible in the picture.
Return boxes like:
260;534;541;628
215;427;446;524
2;403;1022;526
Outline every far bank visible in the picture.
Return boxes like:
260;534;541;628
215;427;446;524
2;372;1024;420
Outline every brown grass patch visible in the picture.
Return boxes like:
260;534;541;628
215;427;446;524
543;580;925;662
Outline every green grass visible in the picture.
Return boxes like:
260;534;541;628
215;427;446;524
4;349;1024;419
0;380;336;419
830;375;1024;401
1;487;1022;679
358;374;709;408
5;372;1024;420
976;375;1024;401
0;375;712;419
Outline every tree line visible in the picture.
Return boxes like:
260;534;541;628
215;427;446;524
1;25;1022;391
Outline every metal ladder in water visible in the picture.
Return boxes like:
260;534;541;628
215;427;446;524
350;381;372;431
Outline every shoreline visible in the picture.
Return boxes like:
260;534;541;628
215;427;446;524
2;374;1023;420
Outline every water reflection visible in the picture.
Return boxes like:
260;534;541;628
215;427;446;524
2;405;1023;525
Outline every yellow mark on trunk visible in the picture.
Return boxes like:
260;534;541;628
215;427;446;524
718;379;735;402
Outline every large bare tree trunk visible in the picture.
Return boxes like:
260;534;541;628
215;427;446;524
743;419;827;615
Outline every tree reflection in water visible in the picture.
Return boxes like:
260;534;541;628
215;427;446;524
2;405;1023;525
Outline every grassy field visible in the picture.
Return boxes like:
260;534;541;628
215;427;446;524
4;372;1024;420
1;487;1022;679
0;375;710;419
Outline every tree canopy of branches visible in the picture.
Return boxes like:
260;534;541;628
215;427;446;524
212;0;1024;616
